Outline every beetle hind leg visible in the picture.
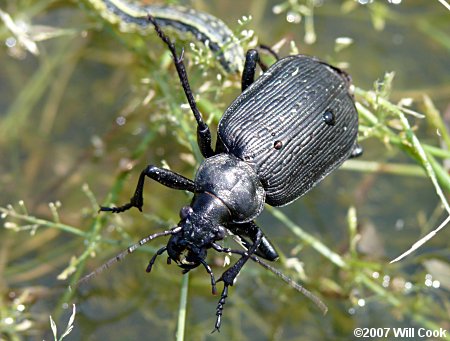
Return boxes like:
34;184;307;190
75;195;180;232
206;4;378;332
241;49;259;92
147;15;215;158
349;143;363;159
241;45;281;92
259;44;280;61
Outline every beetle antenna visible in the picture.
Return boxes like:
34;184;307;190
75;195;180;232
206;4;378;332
248;254;328;315
75;226;181;288
212;244;328;315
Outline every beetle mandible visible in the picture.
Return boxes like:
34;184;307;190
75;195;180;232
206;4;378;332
96;15;361;331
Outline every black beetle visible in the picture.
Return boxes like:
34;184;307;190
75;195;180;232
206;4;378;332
92;15;361;331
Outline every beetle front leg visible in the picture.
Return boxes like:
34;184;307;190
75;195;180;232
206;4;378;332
212;229;263;332
146;246;168;273
100;165;194;213
228;221;279;261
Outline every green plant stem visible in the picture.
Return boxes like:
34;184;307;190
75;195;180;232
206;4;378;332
355;87;450;193
176;273;189;341
341;159;426;177
266;206;347;268
0;207;86;237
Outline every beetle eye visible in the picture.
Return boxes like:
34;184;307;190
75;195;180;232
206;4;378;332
179;205;193;220
323;109;336;126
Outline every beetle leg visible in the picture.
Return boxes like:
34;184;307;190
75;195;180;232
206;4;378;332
241;48;277;91
199;259;218;295
212;229;263;332
241;49;259;92
178;259;217;294
349;143;363;158
147;15;215;158
255;44;280;72
259;44;280;61
146;246;168;273
228;221;279;261
100;165;194;213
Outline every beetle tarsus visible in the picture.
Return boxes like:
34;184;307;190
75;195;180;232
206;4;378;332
99;202;137;213
214;285;228;332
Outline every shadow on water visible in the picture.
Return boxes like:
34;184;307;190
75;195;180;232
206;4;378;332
0;1;449;340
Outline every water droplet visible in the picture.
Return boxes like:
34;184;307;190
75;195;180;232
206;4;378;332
395;219;404;230
323;110;336;126
404;282;413;291
4;317;14;325
116;116;126;126
286;11;301;23
5;37;16;48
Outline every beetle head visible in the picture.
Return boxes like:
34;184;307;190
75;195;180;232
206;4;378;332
166;203;227;271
